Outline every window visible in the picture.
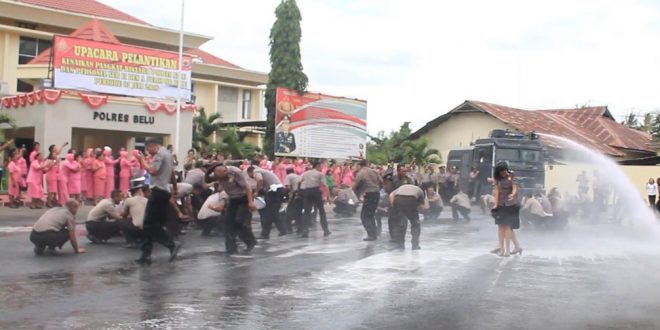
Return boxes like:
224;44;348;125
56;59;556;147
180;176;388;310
18;37;52;64
242;90;252;119
16;79;34;93
495;149;520;162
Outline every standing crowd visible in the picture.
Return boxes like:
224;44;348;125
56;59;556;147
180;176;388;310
17;139;524;262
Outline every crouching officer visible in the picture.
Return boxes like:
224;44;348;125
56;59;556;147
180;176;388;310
388;184;426;250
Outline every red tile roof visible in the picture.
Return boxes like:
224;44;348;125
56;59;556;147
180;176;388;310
18;0;149;25
28;20;241;71
412;100;653;157
185;48;241;69
28;19;120;64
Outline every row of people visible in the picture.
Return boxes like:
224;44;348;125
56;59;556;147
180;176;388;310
4;142;170;208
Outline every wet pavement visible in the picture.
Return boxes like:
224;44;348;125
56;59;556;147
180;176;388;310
2;207;660;329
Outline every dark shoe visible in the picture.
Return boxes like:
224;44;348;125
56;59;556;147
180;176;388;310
490;248;502;254
324;231;332;237
363;236;377;242
412;245;421;250
511;248;523;255
278;232;287;237
257;235;270;240
135;256;152;266
169;243;182;262
245;242;256;252
301;232;309;238
34;246;45;256
87;235;102;244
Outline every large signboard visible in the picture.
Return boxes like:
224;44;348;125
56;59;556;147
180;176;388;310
275;87;367;159
52;36;192;100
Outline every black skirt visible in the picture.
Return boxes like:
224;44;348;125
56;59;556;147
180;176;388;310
492;205;520;229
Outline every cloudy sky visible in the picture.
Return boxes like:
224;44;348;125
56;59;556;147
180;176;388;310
104;0;660;134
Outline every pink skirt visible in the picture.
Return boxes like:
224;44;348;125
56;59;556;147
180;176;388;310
68;178;81;195
27;182;43;200
58;179;69;205
46;179;58;194
119;175;130;193
85;172;94;199
94;177;106;197
8;178;19;197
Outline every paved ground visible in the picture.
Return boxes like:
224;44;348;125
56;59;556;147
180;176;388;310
2;206;660;329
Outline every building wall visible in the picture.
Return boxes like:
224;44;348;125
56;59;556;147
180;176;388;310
2;96;193;163
421;112;513;163
0;30;20;93
545;164;658;204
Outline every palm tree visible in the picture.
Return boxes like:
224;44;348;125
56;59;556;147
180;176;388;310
402;138;441;165
212;127;258;159
192;107;222;152
622;112;640;129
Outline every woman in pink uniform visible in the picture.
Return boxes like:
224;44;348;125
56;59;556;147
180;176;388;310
104;148;119;198
29;142;40;164
81;149;94;200
341;162;355;187
294;158;304;175
44;152;60;208
92;150;106;204
27;152;51;209
118;150;132;195
7;150;24;208
17;147;27;184
65;153;82;201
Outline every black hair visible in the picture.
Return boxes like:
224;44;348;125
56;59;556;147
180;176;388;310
48;144;56;153
493;162;510;181
145;138;161;146
110;189;123;199
192;183;204;191
358;159;368;167
251;158;261;166
247;166;255;173
286;168;294;175
195;160;204;168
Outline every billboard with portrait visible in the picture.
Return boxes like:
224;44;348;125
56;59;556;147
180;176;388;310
274;87;367;159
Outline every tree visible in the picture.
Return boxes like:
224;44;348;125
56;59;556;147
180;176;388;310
622;112;640;129
210;127;259;160
264;0;309;157
651;114;660;141
0;113;15;126
192;107;223;152
366;122;441;165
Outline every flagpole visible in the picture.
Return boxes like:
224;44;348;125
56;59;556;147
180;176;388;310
175;0;185;164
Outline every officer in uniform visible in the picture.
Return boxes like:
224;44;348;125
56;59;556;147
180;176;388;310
246;166;286;239
207;163;257;254
352;160;383;241
388;183;426;250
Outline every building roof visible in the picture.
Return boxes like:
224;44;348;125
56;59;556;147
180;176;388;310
28;19;241;70
185;48;241;69
17;0;149;25
411;100;653;157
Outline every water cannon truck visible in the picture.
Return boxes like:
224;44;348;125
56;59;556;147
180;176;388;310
447;129;545;198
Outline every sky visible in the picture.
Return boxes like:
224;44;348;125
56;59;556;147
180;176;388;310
103;0;660;134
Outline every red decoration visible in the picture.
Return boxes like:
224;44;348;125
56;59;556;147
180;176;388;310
35;90;42;102
79;93;108;109
43;89;63;104
143;101;197;115
1;97;11;108
26;91;36;105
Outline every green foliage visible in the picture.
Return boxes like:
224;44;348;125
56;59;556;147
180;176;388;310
264;0;309;156
651;114;660;141
622;112;640;129
208;127;259;160
0;113;16;128
192;107;223;152
366;122;441;165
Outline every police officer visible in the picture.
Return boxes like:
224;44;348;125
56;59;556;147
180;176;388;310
207;163;257;254
389;183;426;250
353;159;383;241
299;159;331;238
246;166;286;239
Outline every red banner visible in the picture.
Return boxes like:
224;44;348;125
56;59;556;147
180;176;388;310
52;36;192;100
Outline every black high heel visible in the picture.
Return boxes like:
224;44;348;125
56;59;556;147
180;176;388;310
490;248;501;254
511;248;523;255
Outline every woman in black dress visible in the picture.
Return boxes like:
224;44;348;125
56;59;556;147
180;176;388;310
490;162;522;257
